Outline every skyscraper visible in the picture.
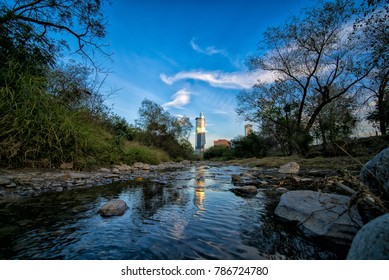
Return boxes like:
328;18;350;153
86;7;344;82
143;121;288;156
195;112;206;152
245;124;253;136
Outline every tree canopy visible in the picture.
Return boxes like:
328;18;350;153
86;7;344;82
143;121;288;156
237;0;381;154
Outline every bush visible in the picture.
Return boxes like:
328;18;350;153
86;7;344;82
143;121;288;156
0;70;171;169
204;145;233;160
231;133;272;158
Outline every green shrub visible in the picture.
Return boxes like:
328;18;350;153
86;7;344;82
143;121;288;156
122;142;170;165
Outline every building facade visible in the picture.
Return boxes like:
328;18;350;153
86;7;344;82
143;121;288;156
195;112;206;152
244;124;253;136
214;139;231;148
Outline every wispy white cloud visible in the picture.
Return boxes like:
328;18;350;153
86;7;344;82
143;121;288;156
163;88;191;108
190;37;226;56
160;69;275;90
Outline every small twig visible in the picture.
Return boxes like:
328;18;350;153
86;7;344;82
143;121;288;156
334;181;356;195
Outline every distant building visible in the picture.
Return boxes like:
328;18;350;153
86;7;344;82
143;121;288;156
195;112;206;152
244;124;253;136
214;139;231;148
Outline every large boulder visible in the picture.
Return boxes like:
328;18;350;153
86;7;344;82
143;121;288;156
274;190;362;246
347;213;389;259
98;199;128;217
360;147;389;198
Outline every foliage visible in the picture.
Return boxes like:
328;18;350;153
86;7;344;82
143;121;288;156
241;0;373;154
203;145;233;160
135;99;194;159
311;94;358;152
237;81;302;155
231;133;273;159
0;69;106;167
0;65;170;168
354;0;389;135
0;0;109;68
122;142;170;165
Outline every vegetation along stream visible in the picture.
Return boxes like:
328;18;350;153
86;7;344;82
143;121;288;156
0;164;340;260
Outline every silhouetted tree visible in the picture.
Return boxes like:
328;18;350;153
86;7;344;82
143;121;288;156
245;0;373;153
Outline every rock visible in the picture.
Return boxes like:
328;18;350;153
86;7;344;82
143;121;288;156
0;176;11;186
5;183;17;188
133;162;144;169
360;147;389;198
60;162;74;169
113;164;132;172
98;199;128;217
231;174;241;183
347;213;389;260
274;190;362;246
142;164;151;170
258;180;269;185
111;168;120;174
231;185;258;197
278;161;300;174
104;173;120;178
67;172;91;179
276;187;288;194
100;168;111;173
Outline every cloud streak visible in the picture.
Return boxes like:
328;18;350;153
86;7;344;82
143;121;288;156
163;88;191;108
190;37;226;56
160;70;275;90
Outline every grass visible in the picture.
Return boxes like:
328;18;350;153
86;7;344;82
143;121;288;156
0;72;171;169
227;155;373;171
122;141;170;165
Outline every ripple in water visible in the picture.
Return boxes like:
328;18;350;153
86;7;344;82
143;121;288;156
0;165;339;259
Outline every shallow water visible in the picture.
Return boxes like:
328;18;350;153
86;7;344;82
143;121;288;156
0;165;339;259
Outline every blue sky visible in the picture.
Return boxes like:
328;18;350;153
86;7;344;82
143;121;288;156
100;0;311;148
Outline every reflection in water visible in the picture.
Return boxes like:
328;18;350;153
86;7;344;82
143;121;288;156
0;165;340;260
194;166;206;212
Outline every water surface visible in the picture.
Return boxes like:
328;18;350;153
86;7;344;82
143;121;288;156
0;165;339;259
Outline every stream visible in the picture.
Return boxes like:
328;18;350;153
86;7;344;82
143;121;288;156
0;164;340;259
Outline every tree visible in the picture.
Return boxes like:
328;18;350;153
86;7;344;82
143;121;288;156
0;0;109;72
246;0;373;153
354;0;389;135
203;145;233;160
236;80;300;155
136;99;193;159
311;93;358;152
231;133;272;158
46;60;113;118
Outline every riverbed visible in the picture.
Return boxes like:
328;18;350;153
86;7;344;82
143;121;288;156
0;164;340;259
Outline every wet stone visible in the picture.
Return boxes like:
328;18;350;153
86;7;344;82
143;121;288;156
0;176;12;185
5;183;17;188
98;199;129;217
231;185;258;197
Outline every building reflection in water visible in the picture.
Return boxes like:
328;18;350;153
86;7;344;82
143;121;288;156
194;166;206;212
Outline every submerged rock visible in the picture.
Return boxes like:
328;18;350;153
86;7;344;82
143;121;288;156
347;213;389;260
231;185;258;197
98;199;128;217
274;190;362;246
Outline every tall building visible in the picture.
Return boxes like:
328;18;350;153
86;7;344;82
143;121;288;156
245;124;253;136
195;112;206;152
